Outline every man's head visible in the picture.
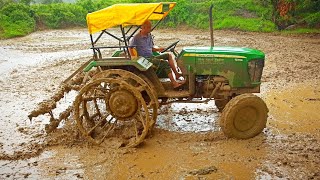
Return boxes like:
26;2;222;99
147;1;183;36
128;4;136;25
140;20;151;35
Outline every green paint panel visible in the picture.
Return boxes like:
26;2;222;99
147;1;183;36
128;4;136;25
83;57;152;72
179;46;265;87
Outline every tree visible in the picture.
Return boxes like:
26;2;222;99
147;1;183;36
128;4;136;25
258;0;320;29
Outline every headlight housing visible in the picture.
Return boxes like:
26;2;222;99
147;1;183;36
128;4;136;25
248;59;264;82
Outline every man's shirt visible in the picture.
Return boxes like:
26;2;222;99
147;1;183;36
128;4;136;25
130;32;153;58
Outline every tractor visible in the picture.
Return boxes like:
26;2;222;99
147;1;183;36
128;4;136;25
29;2;268;147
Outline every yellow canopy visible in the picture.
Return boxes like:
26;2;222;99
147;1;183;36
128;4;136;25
86;2;176;34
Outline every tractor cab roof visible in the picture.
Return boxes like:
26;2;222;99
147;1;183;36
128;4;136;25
87;2;176;34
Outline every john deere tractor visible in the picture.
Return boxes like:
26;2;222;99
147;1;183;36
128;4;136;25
29;2;268;147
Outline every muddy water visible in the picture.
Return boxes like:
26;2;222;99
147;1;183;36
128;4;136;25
0;28;320;179
157;101;220;132
266;82;320;136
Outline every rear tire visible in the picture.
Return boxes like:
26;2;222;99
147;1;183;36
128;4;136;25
220;93;268;139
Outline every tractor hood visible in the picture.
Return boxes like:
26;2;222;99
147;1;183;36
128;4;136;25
181;46;265;60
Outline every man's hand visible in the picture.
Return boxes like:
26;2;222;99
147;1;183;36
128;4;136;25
152;46;164;52
158;47;164;52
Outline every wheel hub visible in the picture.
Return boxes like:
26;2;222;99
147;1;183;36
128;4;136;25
108;89;138;119
234;106;257;132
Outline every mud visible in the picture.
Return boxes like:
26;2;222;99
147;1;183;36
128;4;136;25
0;28;320;179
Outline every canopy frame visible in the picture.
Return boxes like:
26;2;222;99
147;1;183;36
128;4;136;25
86;2;176;60
89;24;163;60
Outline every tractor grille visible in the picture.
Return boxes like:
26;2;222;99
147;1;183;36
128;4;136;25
248;59;264;82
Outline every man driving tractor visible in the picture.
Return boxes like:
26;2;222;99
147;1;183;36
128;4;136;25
129;20;185;89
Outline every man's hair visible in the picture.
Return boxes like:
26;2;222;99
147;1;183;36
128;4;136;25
142;20;151;28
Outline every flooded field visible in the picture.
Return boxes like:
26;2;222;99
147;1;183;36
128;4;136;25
0;28;319;179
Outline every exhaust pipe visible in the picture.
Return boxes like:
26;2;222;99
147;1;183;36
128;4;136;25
209;4;214;47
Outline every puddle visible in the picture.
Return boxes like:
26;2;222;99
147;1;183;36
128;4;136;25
157;100;220;132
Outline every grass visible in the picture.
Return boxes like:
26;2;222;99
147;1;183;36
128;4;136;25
281;28;320;34
211;0;275;32
215;17;276;32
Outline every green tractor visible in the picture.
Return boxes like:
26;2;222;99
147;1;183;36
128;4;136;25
29;2;268;147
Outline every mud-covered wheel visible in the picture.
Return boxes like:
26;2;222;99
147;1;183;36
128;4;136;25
220;93;268;139
74;77;152;147
92;69;159;131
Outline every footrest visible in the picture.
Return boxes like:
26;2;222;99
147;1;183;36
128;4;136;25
164;90;190;98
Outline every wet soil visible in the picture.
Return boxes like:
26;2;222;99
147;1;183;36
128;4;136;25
0;28;319;179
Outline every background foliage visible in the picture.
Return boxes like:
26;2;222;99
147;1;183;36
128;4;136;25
0;3;35;38
0;0;319;38
32;3;86;29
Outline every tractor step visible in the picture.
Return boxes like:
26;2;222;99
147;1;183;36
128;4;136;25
164;90;190;98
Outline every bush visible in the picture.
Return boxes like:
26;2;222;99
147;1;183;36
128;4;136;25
215;17;276;32
303;12;320;27
163;0;274;31
32;3;87;29
163;0;190;27
1;3;34;17
75;0;96;13
0;3;35;38
0;0;15;9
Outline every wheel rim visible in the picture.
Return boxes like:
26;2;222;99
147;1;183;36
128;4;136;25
233;106;257;132
93;69;158;130
108;89;138;119
74;78;150;147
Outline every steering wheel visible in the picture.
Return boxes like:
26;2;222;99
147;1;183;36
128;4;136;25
160;40;180;53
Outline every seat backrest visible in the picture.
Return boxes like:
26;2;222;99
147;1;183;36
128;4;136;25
131;48;138;58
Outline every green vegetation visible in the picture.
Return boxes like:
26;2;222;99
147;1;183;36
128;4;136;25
164;0;276;32
0;3;35;38
0;0;319;39
259;0;320;30
282;28;320;34
32;3;86;28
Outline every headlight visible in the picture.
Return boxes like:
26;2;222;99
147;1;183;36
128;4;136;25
248;59;264;82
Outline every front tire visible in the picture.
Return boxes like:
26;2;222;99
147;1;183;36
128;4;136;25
220;93;268;139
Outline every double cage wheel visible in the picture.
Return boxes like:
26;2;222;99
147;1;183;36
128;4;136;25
73;69;158;147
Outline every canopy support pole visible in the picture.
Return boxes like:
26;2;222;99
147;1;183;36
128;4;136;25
90;34;97;59
120;26;131;59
